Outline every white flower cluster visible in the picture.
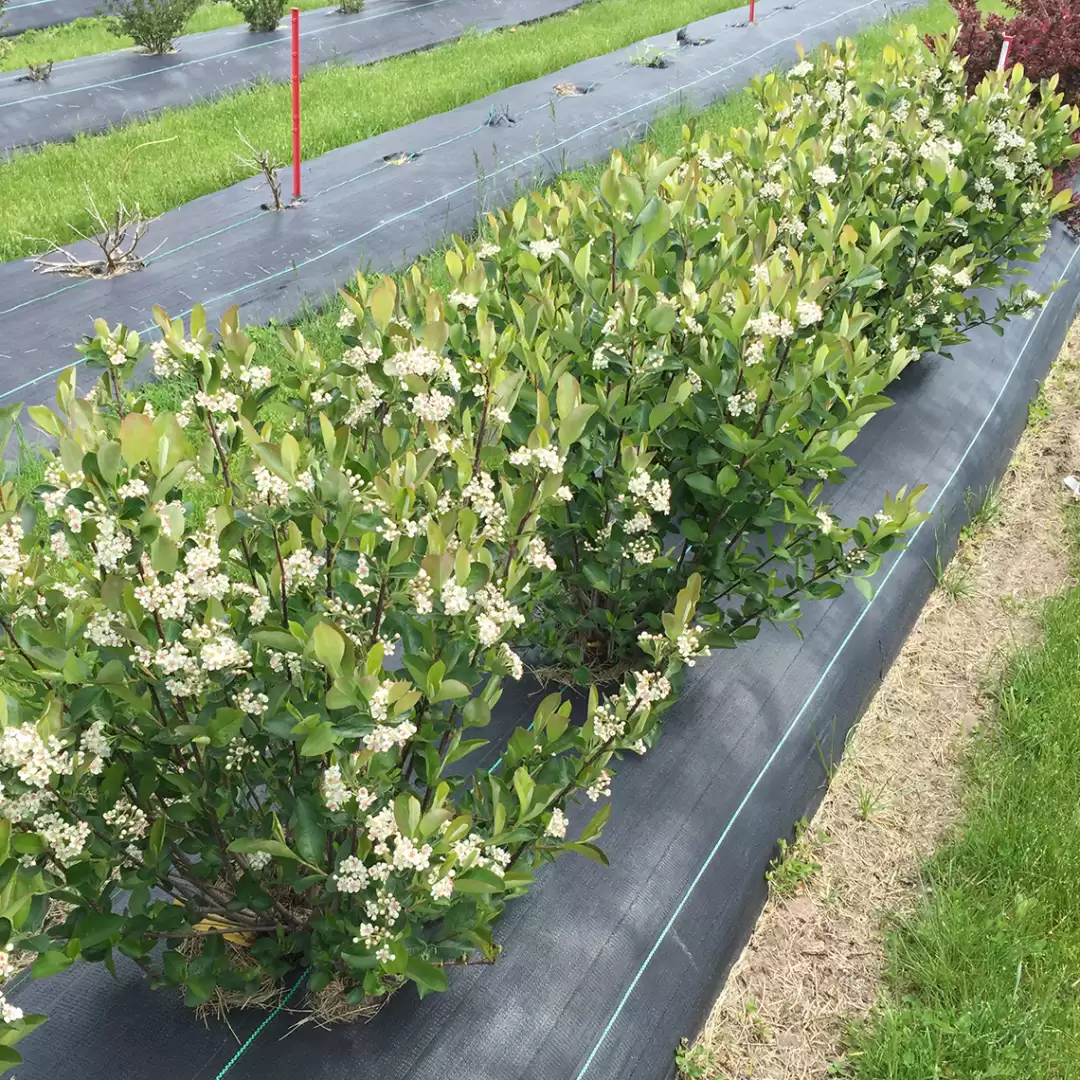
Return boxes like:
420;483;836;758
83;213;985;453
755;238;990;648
627;469;671;514
747;310;795;340
102;798;149;841
321;764;377;814
195;389;241;416
474;584;525;646
526;537;556;572
727;389;758;418
36;813;91;865
545;807;568;839
335;855;370;894
586;769;612;802
508;445;566;473
528;238;561;261
461;471;508;542
412;389;455;424
499;642;524;680
236;687;269;716
387;343;461;392
363;680;418;754
253;466;290;507
0;725;70;789
676;627;711;667
0;991;23;1025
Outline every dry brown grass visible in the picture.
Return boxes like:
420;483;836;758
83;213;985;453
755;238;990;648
690;327;1080;1080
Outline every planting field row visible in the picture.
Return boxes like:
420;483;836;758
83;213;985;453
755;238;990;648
0;0;1077;1077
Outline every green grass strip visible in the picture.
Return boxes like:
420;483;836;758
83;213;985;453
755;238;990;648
849;501;1080;1078
0;0;329;73
0;0;753;264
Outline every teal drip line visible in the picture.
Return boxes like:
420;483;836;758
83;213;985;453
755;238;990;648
214;965;311;1080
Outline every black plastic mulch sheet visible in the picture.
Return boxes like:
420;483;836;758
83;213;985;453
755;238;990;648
9;201;1080;1080
1;0;97;37
0;0;917;422
0;0;582;155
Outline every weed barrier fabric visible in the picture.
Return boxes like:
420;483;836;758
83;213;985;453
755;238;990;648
0;0;915;426
1;0;97;37
13;3;1078;1079
10;223;1080;1080
0;0;583;156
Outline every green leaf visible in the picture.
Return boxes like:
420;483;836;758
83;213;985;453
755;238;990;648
512;767;535;816
208;707;244;748
252;631;302;653
564;841;609;866
0;1047;22;1068
579;802;611;842
299;722;337;757
454;868;506;893
394;793;422;838
404;956;449;995
684;473;715;496
852;576;875;603
462;698;491;729
290;795;326;867
312;623;345;675
118;412;156;466
433;680;470;703
645;304;677;334
228;838;302;863
369;278;397;330
557;404;597;449
148;816;166;862
31;949;74;978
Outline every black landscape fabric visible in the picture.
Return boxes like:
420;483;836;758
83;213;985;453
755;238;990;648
10;2;1080;1078
0;0;583;155
9;178;1080;1080
0;0;919;423
1;0;97;37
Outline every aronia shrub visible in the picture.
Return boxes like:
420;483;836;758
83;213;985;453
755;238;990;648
0;314;703;1061
0;27;1074;1064
404;28;1078;665
950;0;1080;216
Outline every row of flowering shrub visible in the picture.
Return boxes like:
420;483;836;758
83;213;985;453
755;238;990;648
0;27;1074;1065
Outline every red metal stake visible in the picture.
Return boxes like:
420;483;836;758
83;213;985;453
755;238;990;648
997;35;1012;72
291;6;301;200
748;0;755;23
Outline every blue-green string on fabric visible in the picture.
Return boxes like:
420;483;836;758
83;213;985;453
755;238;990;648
214;966;311;1079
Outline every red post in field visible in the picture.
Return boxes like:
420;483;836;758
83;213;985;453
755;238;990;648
291;7;301;200
997;35;1012;72
748;0;755;24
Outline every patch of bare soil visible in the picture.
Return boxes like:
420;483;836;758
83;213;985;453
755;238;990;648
691;327;1080;1080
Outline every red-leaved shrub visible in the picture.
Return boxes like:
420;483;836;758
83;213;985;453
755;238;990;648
949;0;1080;225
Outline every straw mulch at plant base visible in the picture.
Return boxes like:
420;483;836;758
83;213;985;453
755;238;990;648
690;323;1080;1080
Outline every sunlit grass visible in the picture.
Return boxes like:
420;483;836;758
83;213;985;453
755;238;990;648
0;0;753;263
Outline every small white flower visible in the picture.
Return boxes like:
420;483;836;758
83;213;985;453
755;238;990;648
528;238;561;261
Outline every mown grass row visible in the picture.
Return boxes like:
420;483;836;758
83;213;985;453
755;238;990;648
848;493;1080;1079
0;0;752;263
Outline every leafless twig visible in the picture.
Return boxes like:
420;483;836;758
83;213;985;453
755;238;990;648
236;130;287;211
17;59;54;82
32;190;161;277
